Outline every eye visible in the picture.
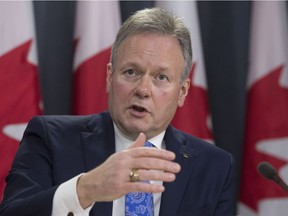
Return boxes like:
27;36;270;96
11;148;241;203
125;69;136;76
157;74;169;82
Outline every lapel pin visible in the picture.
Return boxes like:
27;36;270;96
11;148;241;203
183;152;189;158
179;145;194;159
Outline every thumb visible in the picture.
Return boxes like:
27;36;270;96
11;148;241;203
128;132;146;149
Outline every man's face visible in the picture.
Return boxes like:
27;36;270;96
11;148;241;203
106;33;190;140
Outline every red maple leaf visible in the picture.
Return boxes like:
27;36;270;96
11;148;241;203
0;41;41;199
240;65;288;211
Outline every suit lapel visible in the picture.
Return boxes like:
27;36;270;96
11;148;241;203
78;113;196;215
159;126;196;216
80;112;115;216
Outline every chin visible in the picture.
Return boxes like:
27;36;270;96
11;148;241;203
127;126;147;136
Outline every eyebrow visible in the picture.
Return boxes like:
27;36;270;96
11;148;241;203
119;60;170;72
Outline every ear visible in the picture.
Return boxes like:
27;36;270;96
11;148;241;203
106;63;113;93
178;78;190;107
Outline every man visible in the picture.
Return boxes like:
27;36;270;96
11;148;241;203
0;8;235;216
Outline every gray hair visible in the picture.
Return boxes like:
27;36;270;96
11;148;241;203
110;7;192;82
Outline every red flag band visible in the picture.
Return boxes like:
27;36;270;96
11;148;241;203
0;1;42;200
239;1;288;215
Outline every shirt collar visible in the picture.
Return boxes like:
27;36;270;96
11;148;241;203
113;123;165;152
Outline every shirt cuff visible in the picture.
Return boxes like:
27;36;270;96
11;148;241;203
52;173;93;216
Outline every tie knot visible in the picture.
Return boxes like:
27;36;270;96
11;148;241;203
145;141;154;147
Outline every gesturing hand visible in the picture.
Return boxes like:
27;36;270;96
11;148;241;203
76;133;181;209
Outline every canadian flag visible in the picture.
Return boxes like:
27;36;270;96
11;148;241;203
0;1;42;199
239;1;288;215
73;1;121;115
156;1;213;142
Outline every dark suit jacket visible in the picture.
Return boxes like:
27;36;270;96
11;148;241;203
0;111;235;216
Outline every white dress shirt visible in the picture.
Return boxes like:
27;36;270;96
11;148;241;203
52;124;166;216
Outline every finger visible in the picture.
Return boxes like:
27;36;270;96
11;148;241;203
128;147;176;161
132;158;181;173
137;169;178;182
128;132;146;149
124;181;166;194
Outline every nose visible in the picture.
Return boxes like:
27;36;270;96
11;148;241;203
135;76;151;98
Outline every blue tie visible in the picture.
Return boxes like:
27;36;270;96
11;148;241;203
125;141;154;216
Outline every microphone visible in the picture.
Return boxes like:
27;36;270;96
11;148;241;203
257;161;288;192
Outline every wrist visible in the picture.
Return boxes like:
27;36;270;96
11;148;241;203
76;173;95;209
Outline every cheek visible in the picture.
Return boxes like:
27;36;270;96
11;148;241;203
111;80;131;98
155;90;180;108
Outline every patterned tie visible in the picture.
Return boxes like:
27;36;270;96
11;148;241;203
125;141;154;216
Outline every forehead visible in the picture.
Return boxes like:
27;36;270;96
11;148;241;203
115;33;184;69
119;33;181;52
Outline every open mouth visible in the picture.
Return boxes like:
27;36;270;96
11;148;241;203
131;105;147;113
